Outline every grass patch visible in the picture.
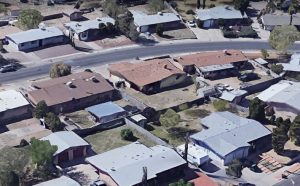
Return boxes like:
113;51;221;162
84;126;156;153
65;110;95;129
184;109;211;118
213;100;229;111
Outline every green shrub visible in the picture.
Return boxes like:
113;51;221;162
186;9;195;15
222;29;238;38
238;27;258;38
159;109;181;127
213;100;228;111
120;129;134;141
271;64;284;75
178;103;189;111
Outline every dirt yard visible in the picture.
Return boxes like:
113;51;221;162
65;110;95;129
154;27;197;41
84;125;156;153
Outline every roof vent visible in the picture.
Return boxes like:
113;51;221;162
158;12;163;16
97;18;101;21
90;76;99;83
66;81;76;88
76;23;81;27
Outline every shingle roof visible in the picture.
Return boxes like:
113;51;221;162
131;10;180;27
0;90;29;112
64;17;115;34
86;142;186;186
174;50;247;68
28;72;114;106
41;131;89;155
257;80;300;112
108;58;185;87
190;112;271;157
34;176;80;186
196;6;246;21
6;27;64;44
85;101;125;118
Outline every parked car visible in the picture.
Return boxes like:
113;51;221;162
90;180;106;186
0;64;16;73
188;20;196;27
238;73;259;82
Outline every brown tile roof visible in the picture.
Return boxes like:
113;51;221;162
190;172;218;186
108;58;185;87
28;72;114;106
174;50;248;68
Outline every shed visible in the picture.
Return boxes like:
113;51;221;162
85;102;127;123
177;144;210;166
219;89;247;104
130;114;147;128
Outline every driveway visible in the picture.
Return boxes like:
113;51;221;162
34;44;81;60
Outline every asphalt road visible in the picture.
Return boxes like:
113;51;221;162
1;41;300;83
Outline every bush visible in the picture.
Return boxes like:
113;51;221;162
49;63;71;78
222;29;238;38
33;101;49;119
261;49;269;59
186;9;195;15
44;112;62;132
170;1;178;8
213;100;228;111
271;64;284;75
226;159;243;178
120;129;134;141
238;27;258;38
209;4;216;8
270;115;276;125
159;109;181;127
156;24;164;36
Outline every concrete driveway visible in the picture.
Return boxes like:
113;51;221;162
34;44;81;60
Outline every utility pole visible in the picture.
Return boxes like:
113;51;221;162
142;167;147;186
183;132;189;162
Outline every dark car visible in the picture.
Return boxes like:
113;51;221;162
238;73;259;82
0;64;16;73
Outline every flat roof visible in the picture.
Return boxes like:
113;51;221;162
34;176;80;186
177;144;208;159
219;89;247;102
262;13;300;26
131;10;180;27
191;112;271;157
85;101;125;118
86;142;186;186
196;6;246;21
6;26;64;44
41;131;89;155
0;90;30;112
64;17;115;34
131;114;146;122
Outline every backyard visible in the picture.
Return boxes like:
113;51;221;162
65;110;95;129
84;125;156;153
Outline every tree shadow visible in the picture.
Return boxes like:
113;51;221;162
200;161;221;173
64;166;90;186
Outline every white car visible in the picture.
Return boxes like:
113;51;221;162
188;21;196;27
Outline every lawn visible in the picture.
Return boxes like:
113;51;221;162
84;125;156;154
65;110;95;129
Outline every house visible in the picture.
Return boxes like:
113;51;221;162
279;53;300;74
257;80;300;116
27;71;115;114
85;101;127;123
219;89;248;104
195;6;247;28
34;176;80;186
190;112;271;165
261;14;300;31
108;58;188;94
5;26;65;51
41;131;90;165
64;17;115;41
6;6;21;17
130;10;181;33
174;50;248;79
86;142;187;186
0;90;32;125
177;144;210;166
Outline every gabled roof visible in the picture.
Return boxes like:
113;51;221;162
196;6;246;21
6;27;64;44
190;112;271;157
64;17;115;34
85;101;125;118
86;142;186;186
108;58;185;87
34;176;80;186
131;10;180;27
0;90;30;112
28;72;114;106
41;131;89;155
279;53;300;72
174;50;247;68
257;80;300;112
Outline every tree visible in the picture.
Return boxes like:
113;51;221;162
18;9;43;30
196;0;200;9
234;0;249;15
148;0;164;13
33;101;49;119
260;49;269;59
49;63;71;78
226;159;243;178
99;22;107;33
30;138;57;166
169;179;194;186
289;116;300;146
202;0;206;9
120;129;134;141
269;25;300;53
115;11;140;41
249;98;266;123
0;171;19;186
106;22;115;33
159;109;181;127
270;115;276;125
270;64;284;75
264;0;277;14
288;0;299;16
272;127;288;153
156;24;164;36
44;112;62;132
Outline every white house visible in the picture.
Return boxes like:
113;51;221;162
64;17;115;41
0;90;32;125
195;6;247;28
190;112;271;165
5;26;65;51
